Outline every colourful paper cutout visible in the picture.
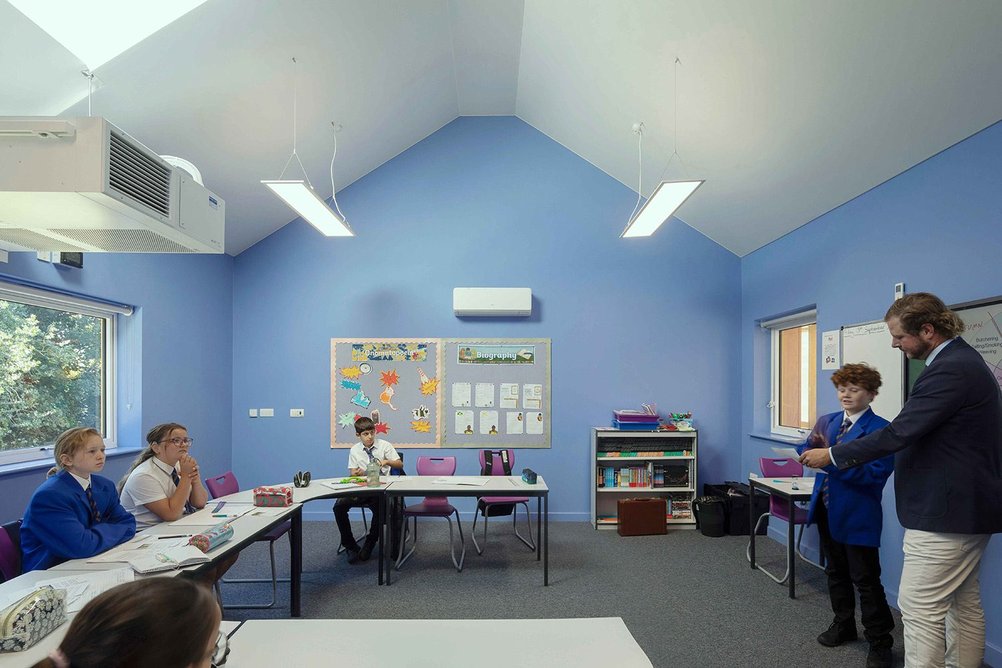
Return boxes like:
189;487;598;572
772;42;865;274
340;379;361;391
420;378;440;396
375;422;390;435
412;404;430;420
417;368;430;385
341;366;362;380
380;370;399;386
350;389;371;408
359;363;372;374
338;412;357;429
379;385;398;410
410;419;431;433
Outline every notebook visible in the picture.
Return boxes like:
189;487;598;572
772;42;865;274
128;544;211;574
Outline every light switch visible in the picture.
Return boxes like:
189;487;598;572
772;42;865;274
259;408;274;417
248;408;258;418
290;408;304;418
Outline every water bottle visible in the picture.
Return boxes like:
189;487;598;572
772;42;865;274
366;459;380;487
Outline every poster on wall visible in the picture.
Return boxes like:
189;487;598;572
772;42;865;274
330;339;442;448
441;338;551;449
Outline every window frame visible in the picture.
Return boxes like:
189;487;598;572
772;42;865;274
763;309;817;439
0;280;130;466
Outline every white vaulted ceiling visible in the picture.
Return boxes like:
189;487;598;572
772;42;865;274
3;0;1002;256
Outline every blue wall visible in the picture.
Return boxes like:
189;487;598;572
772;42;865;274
0;251;233;523
231;116;742;519
740;119;1002;664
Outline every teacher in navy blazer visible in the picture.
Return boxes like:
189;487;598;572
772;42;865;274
801;293;1002;668
798;363;894;668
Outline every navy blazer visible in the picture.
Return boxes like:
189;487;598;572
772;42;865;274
21;470;137;572
797;408;893;547
836;337;1002;534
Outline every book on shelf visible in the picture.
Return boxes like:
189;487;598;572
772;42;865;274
128;544;211;574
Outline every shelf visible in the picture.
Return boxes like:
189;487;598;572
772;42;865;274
597;486;693;493
597;455;694;461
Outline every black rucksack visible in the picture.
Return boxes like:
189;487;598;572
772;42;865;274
477;449;516;517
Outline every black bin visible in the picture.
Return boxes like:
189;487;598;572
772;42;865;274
693;496;726;537
703;482;770;536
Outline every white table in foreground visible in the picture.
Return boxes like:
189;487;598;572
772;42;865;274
226;617;651;667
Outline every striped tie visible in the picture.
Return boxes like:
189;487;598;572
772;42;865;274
85;485;102;523
821;417;853;507
171;469;196;515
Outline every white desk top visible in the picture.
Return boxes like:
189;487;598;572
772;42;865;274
750;476;815;497
0;570;94;667
385;475;548;494
226;617;650;667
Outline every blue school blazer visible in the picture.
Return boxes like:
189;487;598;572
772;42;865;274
21;470;136;571
797;408;893;547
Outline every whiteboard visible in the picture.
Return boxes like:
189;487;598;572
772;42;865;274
840;321;904;420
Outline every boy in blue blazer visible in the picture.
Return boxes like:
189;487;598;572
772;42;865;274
21;427;136;571
799;363;894;668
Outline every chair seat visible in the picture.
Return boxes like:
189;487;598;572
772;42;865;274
480;495;530;504
771;505;809;524
260;520;292;543
404;501;458;516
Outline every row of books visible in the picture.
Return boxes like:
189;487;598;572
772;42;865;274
597;464;690;488
599;450;692;457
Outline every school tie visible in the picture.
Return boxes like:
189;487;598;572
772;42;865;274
821;417;853;507
365;447;376;463
85;485;102;523
170;469;196;515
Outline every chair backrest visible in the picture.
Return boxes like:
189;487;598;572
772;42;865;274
416;456;456;477
204;471;240;499
0;519;23;583
479;449;515;476
759;457;803;478
391;451;406;476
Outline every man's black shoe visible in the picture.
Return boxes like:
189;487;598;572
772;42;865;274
345;546;361;564
866;645;893;668
817;622;858;647
358;538;377;562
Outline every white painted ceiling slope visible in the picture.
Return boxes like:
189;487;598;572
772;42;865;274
3;1;1002;256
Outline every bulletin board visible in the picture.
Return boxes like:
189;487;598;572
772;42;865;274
330;339;442;448
441;339;551;449
840;321;904;420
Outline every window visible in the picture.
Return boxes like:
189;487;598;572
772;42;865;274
763;309;817;438
0;281;130;466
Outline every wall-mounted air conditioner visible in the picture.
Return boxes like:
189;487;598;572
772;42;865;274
453;287;532;317
0;117;224;253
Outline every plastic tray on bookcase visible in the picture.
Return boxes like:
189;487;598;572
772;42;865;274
611;419;659;431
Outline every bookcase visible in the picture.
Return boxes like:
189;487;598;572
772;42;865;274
591;428;697;530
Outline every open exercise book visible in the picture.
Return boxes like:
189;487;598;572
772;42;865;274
127;543;211;574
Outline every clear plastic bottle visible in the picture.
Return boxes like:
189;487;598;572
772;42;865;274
366;459;380;487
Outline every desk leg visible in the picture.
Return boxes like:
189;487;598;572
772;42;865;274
385;496;394;586
787;495;796;599
378;493;385;586
543;493;549;586
536;496;541;562
748;480;756;569
291;506;302;617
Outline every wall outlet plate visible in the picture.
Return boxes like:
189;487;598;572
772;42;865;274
290;408;304;418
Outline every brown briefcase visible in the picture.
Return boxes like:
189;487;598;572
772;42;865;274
617;498;668;536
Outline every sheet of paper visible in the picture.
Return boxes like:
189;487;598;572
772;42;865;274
244;506;293;517
499;383;519;408
431;477;491;486
35;568;134;613
526;411;544;435
479;410;499;435
169;507;231;526
451;382;471;407
771;445;822;472
455;409;474;434
475;382;495;407
523;383;542;409
506;410;524;434
322;480;363;491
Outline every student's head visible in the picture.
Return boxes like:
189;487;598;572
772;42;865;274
884;292;963;360
830;363;882;414
32;578;222;668
48;427;105;478
354;417;376;446
147;422;192;466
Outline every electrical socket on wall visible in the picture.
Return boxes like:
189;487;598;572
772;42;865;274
894;282;905;300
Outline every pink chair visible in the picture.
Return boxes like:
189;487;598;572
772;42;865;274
0;520;22;583
396;456;466;572
205;471;291;608
745;458;819;584
472;449;535;555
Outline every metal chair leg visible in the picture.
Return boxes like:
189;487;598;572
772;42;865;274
336;507;370;554
221;535;291;609
512;502;535;551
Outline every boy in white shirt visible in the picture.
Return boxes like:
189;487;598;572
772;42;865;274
333;417;402;563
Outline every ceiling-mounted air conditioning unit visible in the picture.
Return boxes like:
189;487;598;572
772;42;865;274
0;117;224;253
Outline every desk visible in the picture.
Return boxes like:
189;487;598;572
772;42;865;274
0;570;92;667
225;617;651;667
382;476;549;586
747;476;814;599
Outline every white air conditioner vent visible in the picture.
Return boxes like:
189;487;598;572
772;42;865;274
453;287;532;317
0;116;224;253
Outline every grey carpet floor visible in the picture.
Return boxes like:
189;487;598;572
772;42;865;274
220;519;909;668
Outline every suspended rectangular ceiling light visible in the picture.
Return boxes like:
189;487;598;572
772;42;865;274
621;180;704;238
9;0;209;71
261;180;353;237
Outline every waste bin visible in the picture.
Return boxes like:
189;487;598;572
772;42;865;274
693;496;726;537
702;482;770;536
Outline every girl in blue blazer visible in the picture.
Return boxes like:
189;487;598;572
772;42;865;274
798;363;895;668
21;427;136;571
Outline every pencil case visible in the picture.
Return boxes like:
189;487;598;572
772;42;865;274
253;485;293;507
0;586;66;652
521;468;538;484
188;521;234;553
